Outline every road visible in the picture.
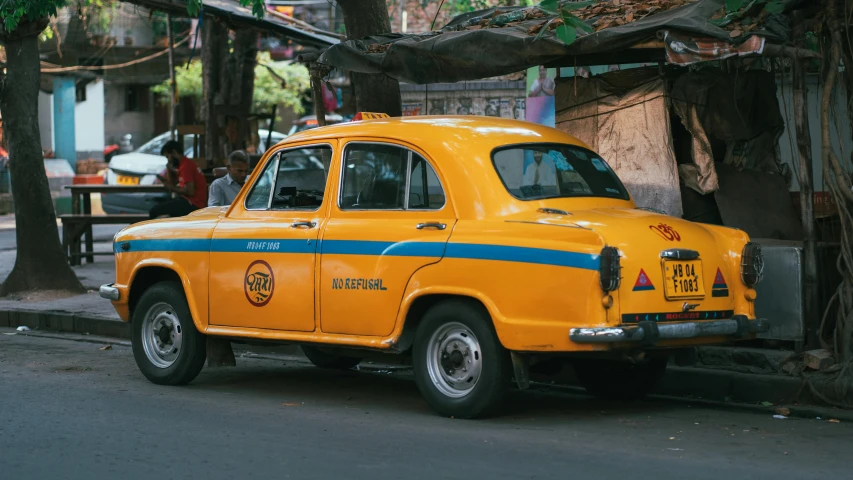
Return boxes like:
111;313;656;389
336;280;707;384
1;332;849;480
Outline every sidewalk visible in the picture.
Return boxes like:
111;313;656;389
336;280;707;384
0;216;837;415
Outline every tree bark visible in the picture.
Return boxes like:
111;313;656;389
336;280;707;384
226;30;259;151
792;45;819;349
201;19;228;167
167;14;178;140
0;21;83;295
336;0;402;116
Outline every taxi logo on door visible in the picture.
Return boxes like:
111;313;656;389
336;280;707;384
244;260;274;307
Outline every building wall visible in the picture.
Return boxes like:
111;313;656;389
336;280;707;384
400;81;526;119
38;91;54;151
75;80;106;159
104;82;156;148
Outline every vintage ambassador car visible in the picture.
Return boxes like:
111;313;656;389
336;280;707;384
101;115;768;418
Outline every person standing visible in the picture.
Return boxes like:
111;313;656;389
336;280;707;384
208;150;250;207
149;140;208;219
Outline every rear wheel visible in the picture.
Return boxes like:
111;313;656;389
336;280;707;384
413;300;510;419
132;282;206;385
301;345;362;370
573;357;668;400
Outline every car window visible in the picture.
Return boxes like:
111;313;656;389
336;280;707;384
270;146;332;211
136;134;171;155
244;154;278;210
408;153;445;210
340;143;407;210
340;143;445;211
492;144;629;201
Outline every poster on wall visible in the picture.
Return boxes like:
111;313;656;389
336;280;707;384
402;103;422;116
526;65;556;127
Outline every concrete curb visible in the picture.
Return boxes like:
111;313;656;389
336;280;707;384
0;309;129;339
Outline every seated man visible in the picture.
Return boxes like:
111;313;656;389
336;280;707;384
208;150;250;207
149;140;208;219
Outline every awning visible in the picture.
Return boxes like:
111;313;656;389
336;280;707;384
125;0;340;49
317;0;799;85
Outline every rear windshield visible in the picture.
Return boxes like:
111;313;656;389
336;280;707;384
492;144;629;201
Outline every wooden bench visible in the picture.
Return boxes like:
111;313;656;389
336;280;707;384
60;214;150;265
63;185;168;265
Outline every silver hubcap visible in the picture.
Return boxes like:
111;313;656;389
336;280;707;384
141;302;183;369
426;322;482;398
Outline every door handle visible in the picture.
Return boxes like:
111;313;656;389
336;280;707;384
291;221;316;229
416;222;446;230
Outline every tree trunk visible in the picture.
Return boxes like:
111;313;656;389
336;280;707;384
226;30;259;151
336;0;402;116
201;19;228;167
0;22;83;295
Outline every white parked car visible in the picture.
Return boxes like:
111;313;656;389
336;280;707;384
102;129;286;214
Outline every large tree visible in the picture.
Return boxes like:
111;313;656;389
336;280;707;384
336;0;402;116
0;1;84;295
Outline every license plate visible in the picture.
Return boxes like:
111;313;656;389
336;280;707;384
116;175;140;185
662;260;706;299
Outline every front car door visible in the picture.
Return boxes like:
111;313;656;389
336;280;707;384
209;143;335;331
319;140;456;336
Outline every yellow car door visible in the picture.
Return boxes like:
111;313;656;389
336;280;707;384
208;143;335;331
319;139;456;336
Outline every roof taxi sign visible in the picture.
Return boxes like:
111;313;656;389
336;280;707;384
351;112;390;122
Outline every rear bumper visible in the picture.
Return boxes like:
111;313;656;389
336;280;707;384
569;315;769;345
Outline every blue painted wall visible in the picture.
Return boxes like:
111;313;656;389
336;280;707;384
52;76;76;172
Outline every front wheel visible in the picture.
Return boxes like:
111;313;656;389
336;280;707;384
573;357;668;401
413;300;510;419
132;281;206;386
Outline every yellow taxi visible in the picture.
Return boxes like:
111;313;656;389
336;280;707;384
101;115;768;418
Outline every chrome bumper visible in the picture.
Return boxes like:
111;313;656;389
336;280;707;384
569;315;770;345
99;284;120;301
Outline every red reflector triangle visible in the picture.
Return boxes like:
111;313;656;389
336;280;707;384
714;268;727;287
633;268;655;291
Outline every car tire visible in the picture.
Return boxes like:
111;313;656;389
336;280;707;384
301;345;362;370
572;357;668;401
132;281;206;386
412;299;510;419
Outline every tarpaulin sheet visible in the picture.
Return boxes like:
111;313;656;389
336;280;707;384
672;68;785;194
318;0;790;84
555;67;683;217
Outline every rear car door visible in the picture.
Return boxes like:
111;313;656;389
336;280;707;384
319;140;456;336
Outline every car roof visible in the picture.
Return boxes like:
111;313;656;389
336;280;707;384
284;116;588;150
272;116;608;219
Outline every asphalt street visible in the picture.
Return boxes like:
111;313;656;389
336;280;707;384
1;332;850;480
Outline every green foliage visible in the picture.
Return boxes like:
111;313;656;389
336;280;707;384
152;52;310;116
537;0;595;46
187;0;266;19
0;0;65;32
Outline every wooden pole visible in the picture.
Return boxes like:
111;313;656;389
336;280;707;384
310;65;327;127
166;14;178;140
792;12;819;351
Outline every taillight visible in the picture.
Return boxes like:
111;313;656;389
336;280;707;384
599;246;621;292
740;242;763;287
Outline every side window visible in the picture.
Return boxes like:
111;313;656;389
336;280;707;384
244;154;277;209
271;146;332;210
340;144;407;210
408;153;445;210
244;145;332;210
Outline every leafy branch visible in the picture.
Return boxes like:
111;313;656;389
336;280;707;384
537;0;594;45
